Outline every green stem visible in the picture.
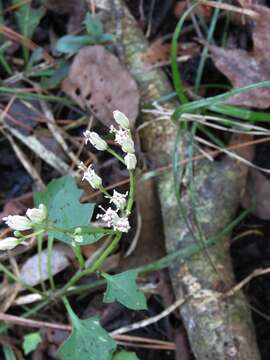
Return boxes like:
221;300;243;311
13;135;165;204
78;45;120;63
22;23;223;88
47;235;55;290
126;170;135;213
56;233;121;297
37;233;46;293
88;233;121;273
47;225;114;235
107;147;125;165
73;243;85;269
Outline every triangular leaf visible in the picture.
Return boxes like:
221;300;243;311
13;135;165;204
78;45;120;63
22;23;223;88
57;310;116;360
113;351;140;360
34;176;100;245
102;270;147;310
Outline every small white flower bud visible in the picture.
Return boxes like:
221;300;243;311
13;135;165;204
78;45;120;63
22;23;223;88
78;162;102;189
113;110;130;129
83;131;108;151
3;215;32;231
0;237;19;251
124;153;137;170
73;227;83;243
26;204;47;224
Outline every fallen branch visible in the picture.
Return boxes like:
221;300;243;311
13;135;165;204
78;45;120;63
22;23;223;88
99;1;261;358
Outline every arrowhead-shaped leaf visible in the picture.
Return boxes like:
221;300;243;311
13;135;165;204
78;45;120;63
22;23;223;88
102;270;147;310
57;305;116;360
34;176;101;246
113;351;140;360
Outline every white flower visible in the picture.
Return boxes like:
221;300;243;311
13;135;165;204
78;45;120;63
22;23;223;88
113;217;130;233
79;162;102;189
113;110;130;129
124;153;137;170
26;204;47;224
3;215;32;231
107;190;128;210
97;206;119;227
96;206;130;233
0;237;19;251
110;126;135;154
83;130;108;151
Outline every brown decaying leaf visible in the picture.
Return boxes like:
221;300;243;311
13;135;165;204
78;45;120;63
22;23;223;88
62;46;140;128
0;192;33;220
209;5;270;108
142;38;199;68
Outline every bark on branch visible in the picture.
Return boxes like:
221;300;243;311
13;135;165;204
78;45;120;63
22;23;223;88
99;1;261;358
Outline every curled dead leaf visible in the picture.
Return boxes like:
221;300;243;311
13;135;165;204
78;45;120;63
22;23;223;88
62;45;140;128
209;5;270;108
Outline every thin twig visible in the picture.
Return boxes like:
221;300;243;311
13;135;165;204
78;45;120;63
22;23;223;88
111;297;186;335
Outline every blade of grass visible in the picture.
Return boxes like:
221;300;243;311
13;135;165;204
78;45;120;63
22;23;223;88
171;4;197;104
173;80;270;120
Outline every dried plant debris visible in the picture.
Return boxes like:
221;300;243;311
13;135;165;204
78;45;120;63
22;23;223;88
62;46;140;127
209;5;270;108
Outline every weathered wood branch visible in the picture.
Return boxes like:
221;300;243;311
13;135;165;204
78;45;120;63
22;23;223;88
99;1;261;358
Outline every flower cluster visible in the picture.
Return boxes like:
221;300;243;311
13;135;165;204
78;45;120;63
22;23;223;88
111;110;137;170
79;110;136;233
0;204;47;251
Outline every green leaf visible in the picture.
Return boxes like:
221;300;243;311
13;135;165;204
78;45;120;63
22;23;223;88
85;13;103;39
55;35;94;54
113;351;140;360
23;332;42;355
40;61;70;89
12;0;45;40
34;176;100;246
57;303;116;360
102;270;147;310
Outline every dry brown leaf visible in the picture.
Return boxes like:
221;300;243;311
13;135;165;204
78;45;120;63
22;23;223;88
142;38;199;68
241;169;270;220
0;192;33;220
62;45;140;128
209;5;270;108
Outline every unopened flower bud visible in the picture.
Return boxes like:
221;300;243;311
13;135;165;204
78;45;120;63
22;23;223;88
0;237;19;251
124;153;137;170
26;204;47;224
73;227;83;243
83;131;108;151
3;215;32;231
113;110;130;129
